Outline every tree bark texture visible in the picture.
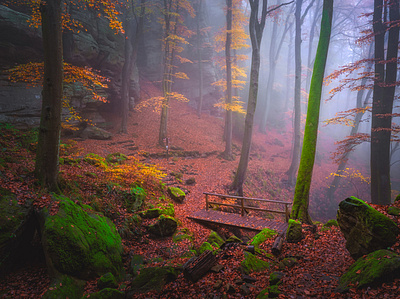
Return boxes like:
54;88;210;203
224;0;233;158
35;0;63;192
370;0;399;205
291;0;333;224
231;0;268;196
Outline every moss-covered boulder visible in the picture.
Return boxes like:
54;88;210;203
388;206;400;216
130;255;145;276
226;235;243;243
39;197;123;280
336;249;400;293
207;231;225;248
147;215;178;237
337;196;400;259
124;186;146;213
198;242;214;255
168;187;186;203
240;251;270;274
97;272;118;290
286;219;302;243
250;228;277;248
86;288;124;299
129;266;181;294
0;187;35;273
42;274;85;299
140;208;162;219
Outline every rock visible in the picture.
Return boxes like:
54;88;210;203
140;208;162;219
86;288;125;299
0;187;35;273
198;242;214;255
337;196;400;259
286;219;303;243
97;272;118;290
210;264;224;273
240;251;269;274
185;177;196;185
388;206;400;216
207;231;225;248
147;215;178;237
168;187;186;203
130;255;145;276
42;274;85;299
242;274;257;283
395;194;400;202
324;219;339;227
336;249;400;293
250;228;277;248
80;126;112;140
226;235;243;243
124;186;146;213
213;279;223;289
39;197;123;280
129;266;181;294
225;283;236;293
269;271;285;285
278;257;297;270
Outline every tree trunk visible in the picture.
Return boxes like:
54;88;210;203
196;0;204;118
34;0;63;193
224;0;233;159
286;0;303;186
291;0;333;224
370;0;399;205
231;0;268;196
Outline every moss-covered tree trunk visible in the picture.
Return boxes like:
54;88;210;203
370;0;399;205
34;0;63;193
291;0;333;224
231;0;268;196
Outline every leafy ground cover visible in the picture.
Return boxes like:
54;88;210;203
0;80;400;297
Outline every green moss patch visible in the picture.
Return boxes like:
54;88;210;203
240;251;269;274
250;228;277;248
207;231;225;248
41;197;123;280
42;275;85;299
168;187;186;203
130;266;181;294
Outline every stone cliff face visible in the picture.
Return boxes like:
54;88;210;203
0;0;224;128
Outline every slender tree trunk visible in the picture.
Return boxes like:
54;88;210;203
231;0;268;196
34;0;63;193
286;0;303;186
371;0;399;205
196;0;204;118
305;0;321;92
224;0;233;158
291;0;333;224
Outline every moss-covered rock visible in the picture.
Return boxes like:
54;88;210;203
226;235;243;243
324;219;339;227
147;215;178;237
286;219;302;243
86;288;124;299
337;196;400;259
39;197;123;280
388;206;400;216
168;187;186;203
207;231;225;248
0;187;35;272
97;272;118;290
198;242;214;255
250;228;277;248
278;257;297;270
158;203;175;217
42;274;85;299
240;251;269;274
129;266;181;294
395;194;400;202
140;208;161;219
130;255;145;276
124;186;146;213
337;249;400;293
269;271;285;285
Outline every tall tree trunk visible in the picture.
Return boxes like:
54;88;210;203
231;0;268;196
35;0;63;193
370;0;399;205
196;0;204;118
291;0;333;224
286;0;303;186
224;0;233;158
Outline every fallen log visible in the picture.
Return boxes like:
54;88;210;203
183;250;216;282
271;233;285;256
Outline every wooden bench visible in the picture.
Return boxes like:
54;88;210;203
204;192;292;222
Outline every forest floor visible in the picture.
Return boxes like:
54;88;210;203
1;80;400;298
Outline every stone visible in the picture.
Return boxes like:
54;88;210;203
42;274;85;299
240;251;269;274
147;215;178;237
269;271;285;285
278;257;297;270
140;208;162;219
80;126;112;140
97;272;118;290
336;249;400;293
388;206;400;216
210;264;224;273
213;279;223;289
39;197;123;280
207;231;225;248
0;187;35;273
86;288;125;299
168;187;186;203
198;242;214;255
250;228;277;248
129;266;181;294
226;235;243;243
286;219;303;243
337;196;400;259
130;255;145;276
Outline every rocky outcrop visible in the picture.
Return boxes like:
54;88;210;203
337;196;400;259
147;215;178;237
286;219;303;243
